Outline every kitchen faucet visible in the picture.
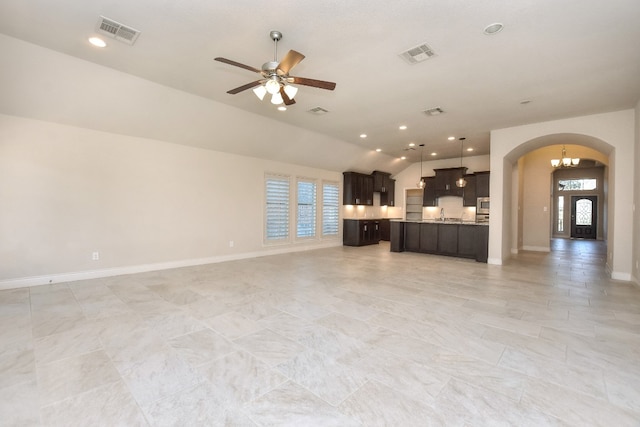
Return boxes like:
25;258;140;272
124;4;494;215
440;208;445;220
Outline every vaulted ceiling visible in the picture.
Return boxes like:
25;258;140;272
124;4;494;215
1;0;639;166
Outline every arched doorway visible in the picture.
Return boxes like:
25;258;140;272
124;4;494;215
513;140;609;253
488;110;635;281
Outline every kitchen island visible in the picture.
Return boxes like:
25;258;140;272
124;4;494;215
390;219;489;263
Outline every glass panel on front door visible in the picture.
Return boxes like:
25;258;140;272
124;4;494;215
575;199;592;226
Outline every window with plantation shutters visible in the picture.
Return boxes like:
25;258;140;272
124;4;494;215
322;182;339;237
265;175;290;242
297;179;317;239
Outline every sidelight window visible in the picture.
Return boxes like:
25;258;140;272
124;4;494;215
557;196;564;232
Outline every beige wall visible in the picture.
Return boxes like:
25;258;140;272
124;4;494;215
519;145;608;251
0;114;342;288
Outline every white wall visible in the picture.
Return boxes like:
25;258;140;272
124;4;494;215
490;110;636;281
634;99;640;285
0;34;404;176
0;114;342;288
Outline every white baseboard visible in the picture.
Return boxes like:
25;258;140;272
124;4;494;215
487;257;503;265
611;271;632;282
511;248;519;254
0;241;342;291
521;245;551;252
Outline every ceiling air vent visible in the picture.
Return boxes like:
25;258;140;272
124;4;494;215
423;107;445;116
96;16;141;45
308;106;329;115
400;42;436;64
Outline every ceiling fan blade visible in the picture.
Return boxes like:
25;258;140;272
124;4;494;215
214;57;261;74
280;87;296;105
277;50;305;75
290;76;336;91
227;80;262;94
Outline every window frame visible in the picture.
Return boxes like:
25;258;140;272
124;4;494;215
264;174;291;245
296;177;318;240
321;180;340;239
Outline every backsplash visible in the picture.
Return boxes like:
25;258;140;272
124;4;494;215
422;196;475;220
342;205;403;219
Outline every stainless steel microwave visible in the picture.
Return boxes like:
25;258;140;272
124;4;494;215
477;197;490;214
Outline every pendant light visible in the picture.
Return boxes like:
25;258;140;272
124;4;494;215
417;144;425;189
455;138;467;188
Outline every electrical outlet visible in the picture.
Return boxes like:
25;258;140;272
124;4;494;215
229;241;234;248
92;251;100;261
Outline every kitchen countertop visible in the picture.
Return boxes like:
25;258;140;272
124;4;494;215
343;218;402;221
391;219;489;226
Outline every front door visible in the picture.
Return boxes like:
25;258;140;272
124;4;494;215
571;196;597;239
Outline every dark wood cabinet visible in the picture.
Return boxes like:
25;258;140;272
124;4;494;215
343;219;380;246
457;225;477;257
404;222;421;252
380;180;395;206
434;167;467;198
372;171;395;206
379;219;391;241
476;225;489;263
343;172;374;205
390;221;404;252
390;221;488;263
437;224;458;255
419;223;438;253
462;174;477;206
475;171;490;198
422;177;437;206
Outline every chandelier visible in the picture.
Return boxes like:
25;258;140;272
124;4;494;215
551;145;580;168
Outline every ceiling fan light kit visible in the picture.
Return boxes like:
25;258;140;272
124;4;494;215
215;30;336;107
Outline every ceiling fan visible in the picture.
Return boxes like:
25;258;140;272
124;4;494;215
214;30;336;106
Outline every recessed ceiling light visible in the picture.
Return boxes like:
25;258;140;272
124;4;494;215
431;152;437;156
409;142;415;147
467;148;474;152
360;134;367;138
484;23;504;35
448;136;455;141
399;125;407;130
88;37;107;48
401;156;407;160
376;148;382;152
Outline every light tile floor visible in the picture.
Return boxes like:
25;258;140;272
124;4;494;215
2;239;640;426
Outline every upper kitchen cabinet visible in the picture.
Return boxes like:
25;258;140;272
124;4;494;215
372;171;395;206
434;167;467;197
475;171;490;197
422;177;437;207
462;174;477;206
343;172;374;205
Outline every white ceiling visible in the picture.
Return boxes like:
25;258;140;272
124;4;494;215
1;0;639;164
